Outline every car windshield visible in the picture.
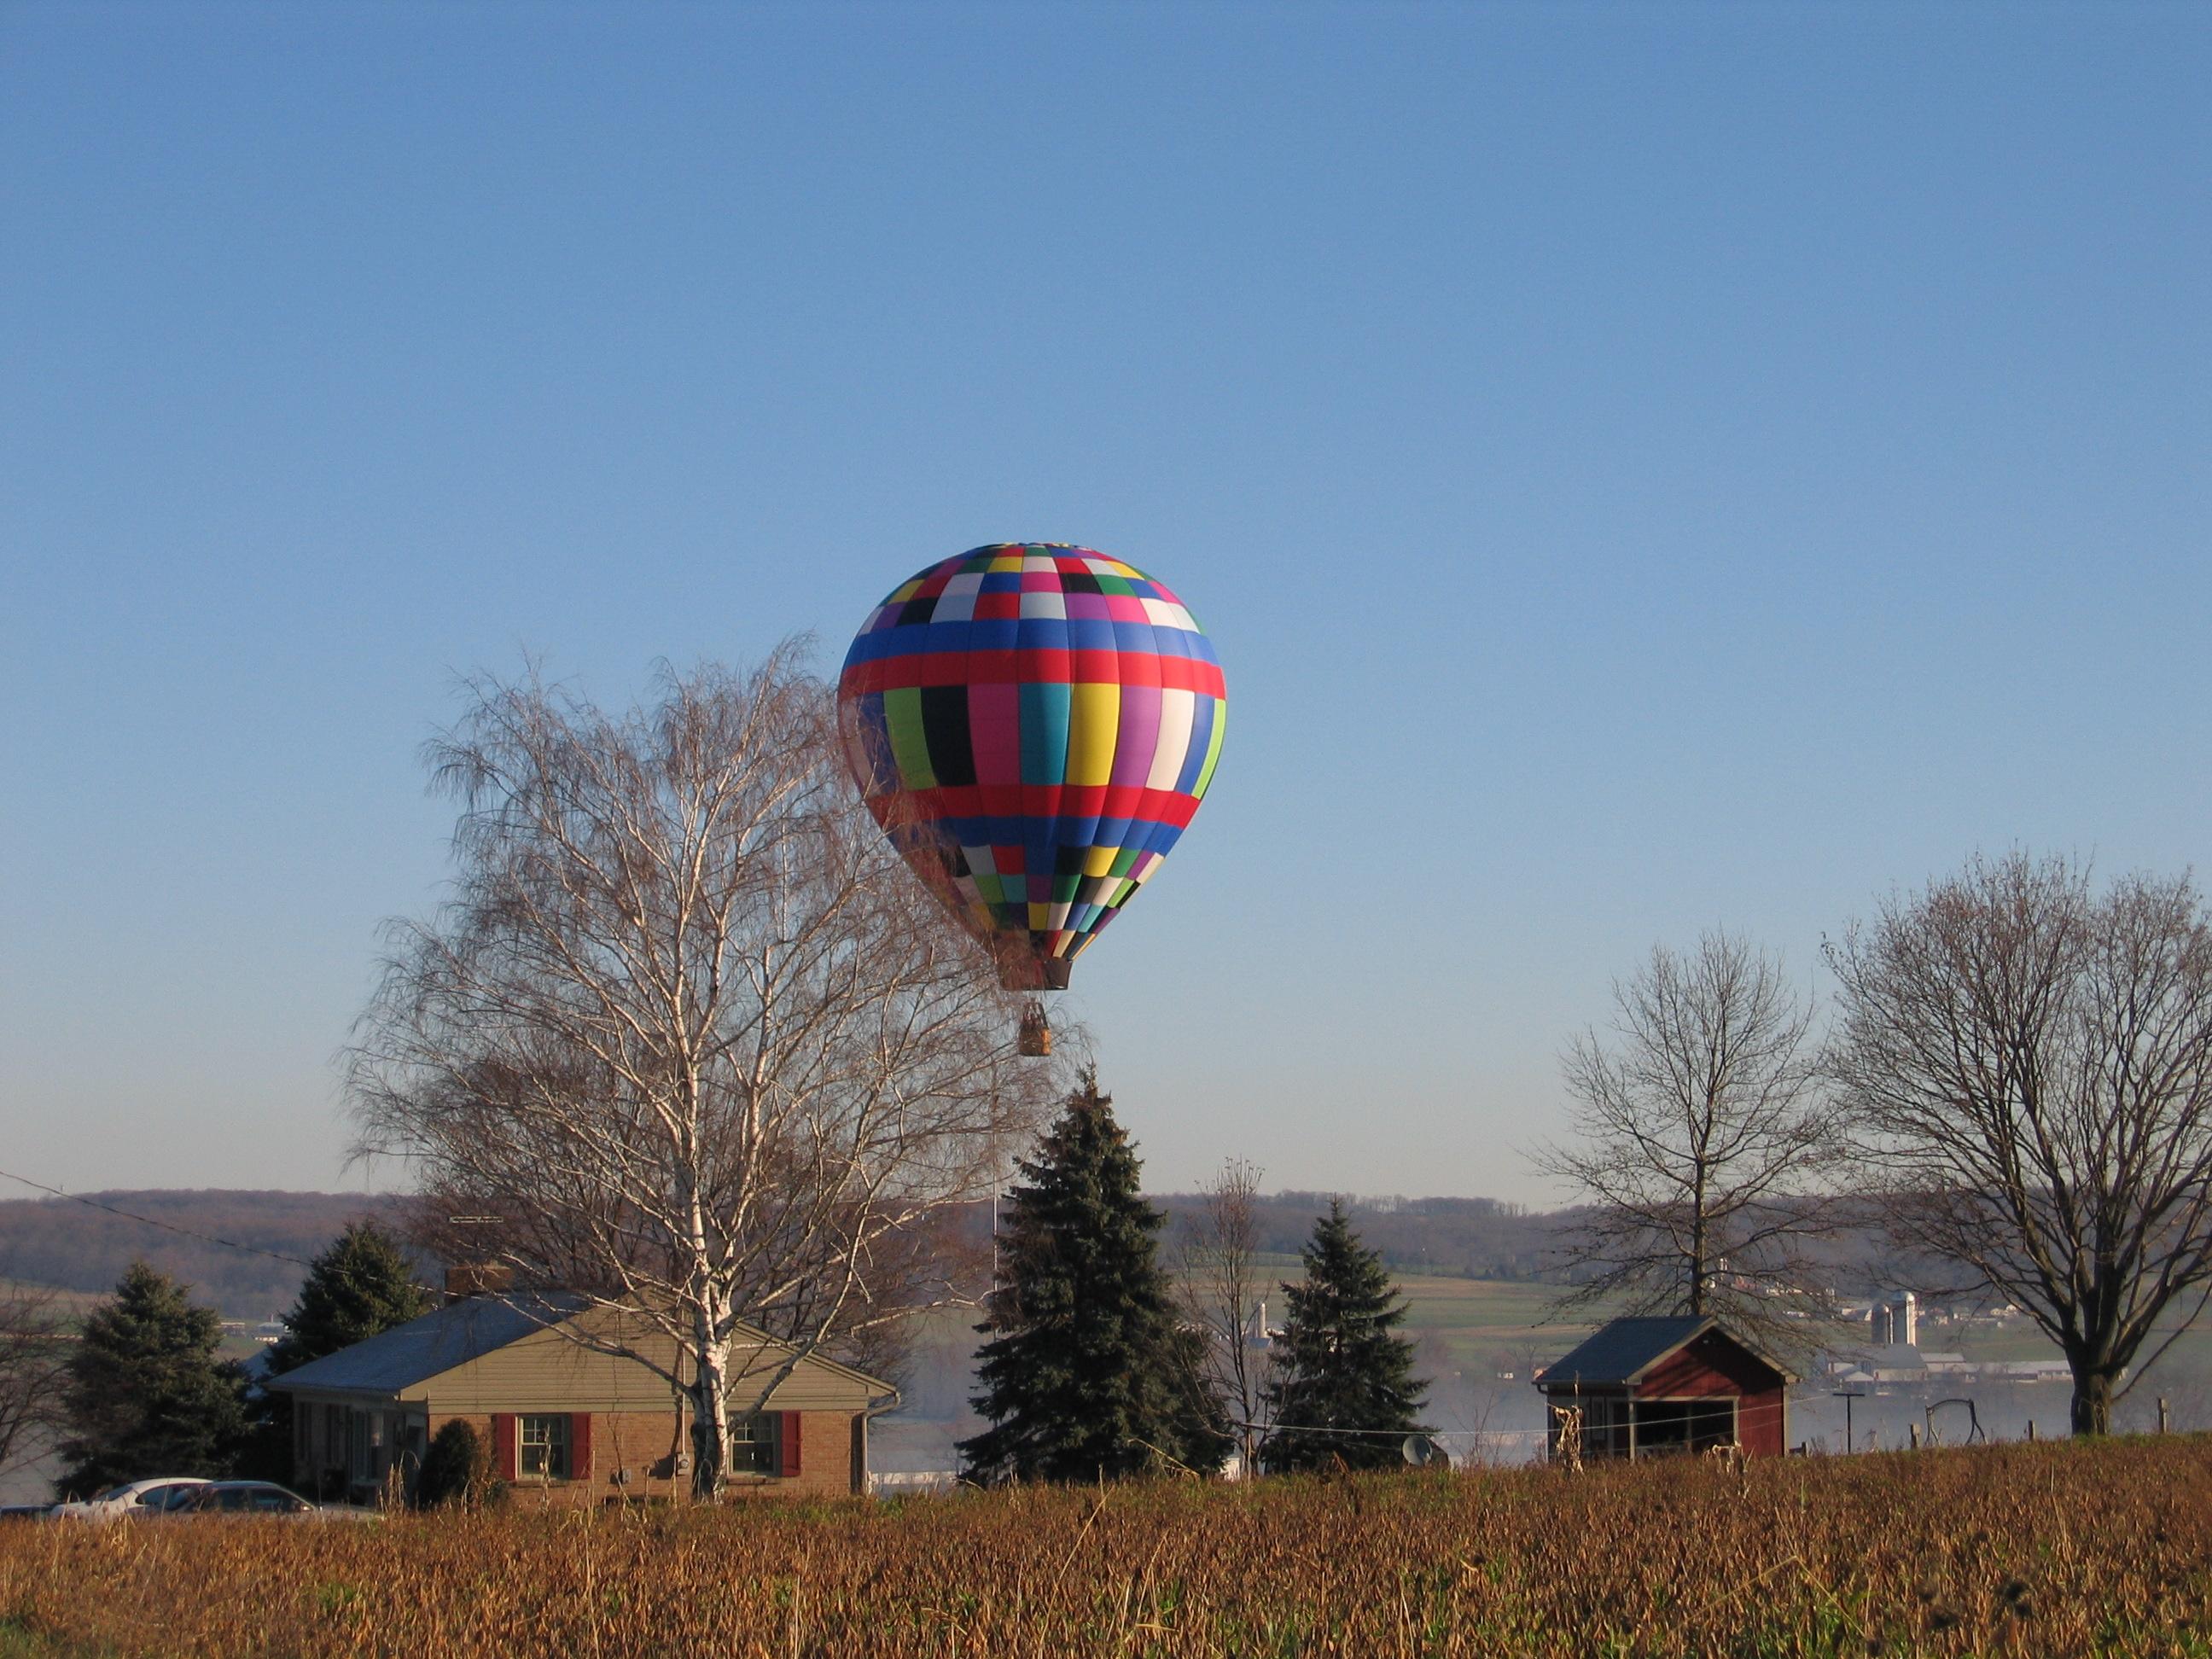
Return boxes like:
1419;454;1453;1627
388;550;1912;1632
157;1487;201;1511
88;1487;125;1505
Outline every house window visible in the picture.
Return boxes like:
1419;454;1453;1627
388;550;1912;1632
728;1412;781;1475
519;1415;571;1480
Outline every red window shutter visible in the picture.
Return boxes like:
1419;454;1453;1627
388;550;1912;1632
780;1411;801;1478
492;1413;517;1481
570;1414;592;1481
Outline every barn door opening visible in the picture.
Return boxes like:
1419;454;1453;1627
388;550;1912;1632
1632;1398;1738;1457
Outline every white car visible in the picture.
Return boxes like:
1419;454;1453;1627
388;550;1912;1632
50;1477;212;1522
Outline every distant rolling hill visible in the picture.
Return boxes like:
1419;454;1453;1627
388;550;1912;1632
0;1185;1569;1321
0;1189;407;1318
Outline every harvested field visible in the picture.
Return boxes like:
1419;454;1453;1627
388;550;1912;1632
3;1437;2209;1656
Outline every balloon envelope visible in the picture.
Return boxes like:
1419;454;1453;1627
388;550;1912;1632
838;543;1225;988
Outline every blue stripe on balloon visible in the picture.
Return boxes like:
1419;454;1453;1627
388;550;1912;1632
1064;616;1116;654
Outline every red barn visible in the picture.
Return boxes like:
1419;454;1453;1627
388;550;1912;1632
1535;1316;1795;1460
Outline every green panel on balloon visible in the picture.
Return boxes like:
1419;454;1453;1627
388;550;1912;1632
882;687;936;791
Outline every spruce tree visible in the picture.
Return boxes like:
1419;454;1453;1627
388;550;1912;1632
960;1073;1226;1483
57;1263;246;1496
238;1221;432;1481
1260;1198;1427;1473
266;1221;431;1374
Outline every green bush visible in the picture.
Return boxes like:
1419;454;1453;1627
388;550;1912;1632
415;1421;488;1509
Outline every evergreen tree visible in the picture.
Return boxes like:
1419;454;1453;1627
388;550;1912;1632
57;1263;246;1496
237;1221;432;1481
960;1074;1226;1483
1260;1199;1427;1473
265;1221;431;1374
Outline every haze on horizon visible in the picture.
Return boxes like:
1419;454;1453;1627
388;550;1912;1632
3;4;2206;1207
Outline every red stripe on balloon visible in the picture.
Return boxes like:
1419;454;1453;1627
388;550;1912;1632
876;784;1201;831
838;652;1224;699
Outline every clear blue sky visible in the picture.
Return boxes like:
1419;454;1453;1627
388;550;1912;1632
3;3;2206;1206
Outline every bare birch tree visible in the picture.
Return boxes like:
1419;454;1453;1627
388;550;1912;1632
1534;931;1839;1343
349;650;1059;1496
1826;853;2212;1435
1175;1158;1270;1476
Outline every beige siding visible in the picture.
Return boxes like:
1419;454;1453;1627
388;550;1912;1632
405;1307;888;1414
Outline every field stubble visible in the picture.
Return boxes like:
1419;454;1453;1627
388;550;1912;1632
3;1438;2209;1656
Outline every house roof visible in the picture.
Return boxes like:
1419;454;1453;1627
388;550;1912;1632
264;1295;900;1407
265;1295;585;1395
1538;1315;1797;1388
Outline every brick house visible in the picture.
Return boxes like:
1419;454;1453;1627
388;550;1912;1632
265;1295;899;1506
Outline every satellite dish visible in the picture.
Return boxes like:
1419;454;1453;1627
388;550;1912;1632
1400;1433;1450;1469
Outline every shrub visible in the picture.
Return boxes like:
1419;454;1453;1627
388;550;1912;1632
415;1421;488;1509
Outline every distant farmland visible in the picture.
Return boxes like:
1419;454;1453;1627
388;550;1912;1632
3;1438;2209;1656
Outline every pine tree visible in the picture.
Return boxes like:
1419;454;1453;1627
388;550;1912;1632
237;1221;432;1481
960;1073;1226;1483
1261;1199;1427;1473
266;1221;431;1375
57;1263;246;1496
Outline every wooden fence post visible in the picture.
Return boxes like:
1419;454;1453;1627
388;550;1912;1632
2158;1397;2170;1435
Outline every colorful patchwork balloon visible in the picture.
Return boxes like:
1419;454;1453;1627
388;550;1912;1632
838;544;1225;989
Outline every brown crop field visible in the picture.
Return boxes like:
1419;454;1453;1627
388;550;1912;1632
4;1437;2211;1657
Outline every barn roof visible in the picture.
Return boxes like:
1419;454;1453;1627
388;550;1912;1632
1539;1315;1796;1388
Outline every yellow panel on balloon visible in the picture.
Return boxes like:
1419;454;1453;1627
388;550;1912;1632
1065;682;1121;786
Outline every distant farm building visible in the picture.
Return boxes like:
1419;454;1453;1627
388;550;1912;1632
1869;1290;1918;1347
1535;1316;1794;1460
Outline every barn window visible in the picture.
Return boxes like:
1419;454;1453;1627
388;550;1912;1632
728;1412;782;1475
1636;1398;1737;1454
519;1415;571;1479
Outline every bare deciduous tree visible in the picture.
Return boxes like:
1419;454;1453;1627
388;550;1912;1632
0;1276;67;1480
350;651;1059;1496
1534;931;1839;1344
1826;853;2212;1435
1174;1158;1270;1476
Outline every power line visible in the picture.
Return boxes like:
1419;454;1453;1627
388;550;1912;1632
0;1167;314;1269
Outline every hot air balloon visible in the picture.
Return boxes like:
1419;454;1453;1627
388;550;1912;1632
837;544;1225;1042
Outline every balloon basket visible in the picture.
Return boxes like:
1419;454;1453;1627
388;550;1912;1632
1018;1000;1052;1058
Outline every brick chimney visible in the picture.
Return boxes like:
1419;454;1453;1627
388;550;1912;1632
444;1263;514;1303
